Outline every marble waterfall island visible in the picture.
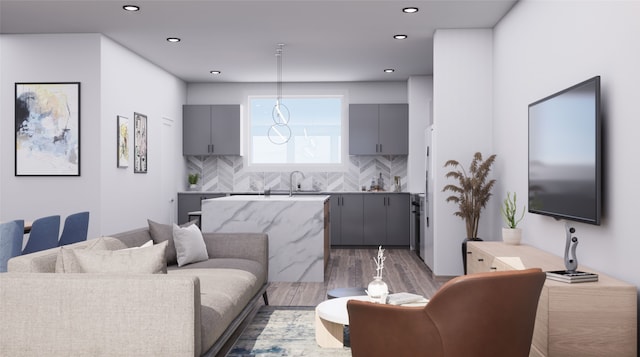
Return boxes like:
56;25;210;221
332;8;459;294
201;195;330;282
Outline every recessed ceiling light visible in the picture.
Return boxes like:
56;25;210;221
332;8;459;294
393;34;408;40
384;69;395;73
402;7;419;13
166;37;181;43
123;5;140;12
210;70;222;75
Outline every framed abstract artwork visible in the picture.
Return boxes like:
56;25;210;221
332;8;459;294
15;82;81;176
134;112;147;173
117;115;129;168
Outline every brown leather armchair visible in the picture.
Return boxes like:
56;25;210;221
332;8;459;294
347;268;546;357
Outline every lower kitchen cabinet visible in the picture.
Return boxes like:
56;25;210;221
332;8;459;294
330;194;364;246
331;193;409;246
363;194;410;246
177;192;226;225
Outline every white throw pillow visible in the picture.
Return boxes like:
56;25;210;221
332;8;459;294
172;223;208;267
64;240;168;274
121;240;154;251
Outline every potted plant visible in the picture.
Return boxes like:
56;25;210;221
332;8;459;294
442;152;496;273
188;173;199;190
500;191;525;245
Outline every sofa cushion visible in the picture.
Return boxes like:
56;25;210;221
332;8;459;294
173;224;209;267
168;265;264;352
55;236;128;273
148;220;195;266
59;241;168;274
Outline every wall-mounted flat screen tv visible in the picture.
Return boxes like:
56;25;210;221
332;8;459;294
528;76;601;225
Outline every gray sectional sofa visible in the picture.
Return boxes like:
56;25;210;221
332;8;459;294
0;226;269;357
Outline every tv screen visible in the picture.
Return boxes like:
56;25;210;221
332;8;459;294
528;76;601;225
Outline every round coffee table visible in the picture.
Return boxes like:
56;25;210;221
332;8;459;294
315;296;370;348
326;287;367;299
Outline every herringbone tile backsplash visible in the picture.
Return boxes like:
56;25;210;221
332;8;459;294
186;155;407;192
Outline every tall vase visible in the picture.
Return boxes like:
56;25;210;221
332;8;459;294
462;237;483;275
367;276;389;304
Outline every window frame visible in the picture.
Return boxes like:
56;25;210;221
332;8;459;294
243;93;348;172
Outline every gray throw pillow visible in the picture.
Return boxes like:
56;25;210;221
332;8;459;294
55;237;115;273
173;224;209;267
60;240;168;274
147;219;195;266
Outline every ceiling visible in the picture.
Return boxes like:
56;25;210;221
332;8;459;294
0;0;517;83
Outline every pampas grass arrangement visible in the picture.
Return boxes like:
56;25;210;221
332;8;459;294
443;152;497;238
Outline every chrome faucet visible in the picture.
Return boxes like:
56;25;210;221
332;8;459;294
289;171;305;197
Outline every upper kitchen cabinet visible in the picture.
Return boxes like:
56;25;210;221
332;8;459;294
183;104;241;155
348;104;408;155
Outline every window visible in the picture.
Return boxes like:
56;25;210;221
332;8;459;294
248;96;344;169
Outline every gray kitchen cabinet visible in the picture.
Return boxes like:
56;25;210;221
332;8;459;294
363;193;410;246
183;104;241;155
330;194;364;246
177;192;226;224
363;195;387;245
385;193;410;246
348;104;408;155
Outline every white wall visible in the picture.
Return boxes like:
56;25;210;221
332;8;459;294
432;29;494;276
493;0;640;297
0;33;187;238
407;76;433;193
99;36;187;234
0;34;102;238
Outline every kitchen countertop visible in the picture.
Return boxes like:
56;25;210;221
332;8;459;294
179;190;409;195
204;195;329;202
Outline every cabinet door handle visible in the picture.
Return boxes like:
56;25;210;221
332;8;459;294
478;258;484;262
211;144;214;153
379;144;382;153
467;251;472;255
490;267;497;271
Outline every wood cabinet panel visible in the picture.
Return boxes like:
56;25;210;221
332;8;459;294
467;242;637;357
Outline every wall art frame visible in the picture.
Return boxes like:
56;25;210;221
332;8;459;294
134;112;147;173
15;82;81;176
117;115;129;168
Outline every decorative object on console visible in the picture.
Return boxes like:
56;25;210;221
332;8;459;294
134;112;147;173
500;191;525;245
366;246;388;303
546;223;598;283
117;115;129;168
442;152;496;273
15;82;81;176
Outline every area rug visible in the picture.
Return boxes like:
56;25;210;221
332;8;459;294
227;306;352;357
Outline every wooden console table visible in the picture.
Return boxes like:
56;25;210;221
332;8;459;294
467;241;636;357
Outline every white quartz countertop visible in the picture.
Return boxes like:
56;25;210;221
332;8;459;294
204;195;330;202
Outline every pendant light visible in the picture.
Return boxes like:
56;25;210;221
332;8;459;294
268;44;291;145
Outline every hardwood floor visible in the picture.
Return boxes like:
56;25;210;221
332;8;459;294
265;247;447;306
216;247;448;357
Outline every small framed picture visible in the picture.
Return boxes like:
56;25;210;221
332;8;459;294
134;112;147;173
15;82;81;176
117;115;129;168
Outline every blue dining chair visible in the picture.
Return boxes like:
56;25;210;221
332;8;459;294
58;211;90;246
22;215;60;255
1;220;24;272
